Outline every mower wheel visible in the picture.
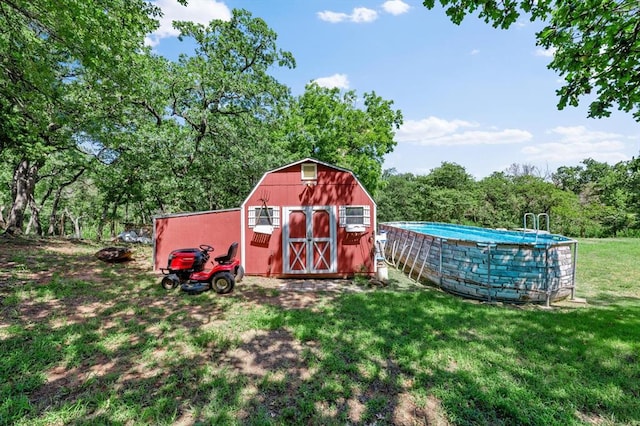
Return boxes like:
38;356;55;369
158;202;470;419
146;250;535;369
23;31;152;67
211;272;235;294
161;275;179;290
234;265;245;283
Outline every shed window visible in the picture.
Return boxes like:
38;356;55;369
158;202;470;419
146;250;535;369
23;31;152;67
339;205;371;227
248;206;280;228
301;163;317;180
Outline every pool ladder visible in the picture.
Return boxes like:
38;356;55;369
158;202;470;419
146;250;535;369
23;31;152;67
523;213;550;236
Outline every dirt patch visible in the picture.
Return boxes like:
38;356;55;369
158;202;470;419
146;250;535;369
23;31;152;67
234;276;369;310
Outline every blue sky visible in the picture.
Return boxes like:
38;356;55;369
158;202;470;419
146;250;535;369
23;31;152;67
148;0;639;179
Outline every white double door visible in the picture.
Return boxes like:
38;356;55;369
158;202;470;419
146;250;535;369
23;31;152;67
283;206;337;274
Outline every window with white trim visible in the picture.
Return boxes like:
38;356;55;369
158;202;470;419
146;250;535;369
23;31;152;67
248;206;280;228
301;163;317;180
339;205;371;227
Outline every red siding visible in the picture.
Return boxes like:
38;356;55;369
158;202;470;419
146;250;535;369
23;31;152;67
154;209;241;270
153;160;376;278
242;163;375;277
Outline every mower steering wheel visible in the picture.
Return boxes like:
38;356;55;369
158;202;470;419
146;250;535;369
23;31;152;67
199;244;214;253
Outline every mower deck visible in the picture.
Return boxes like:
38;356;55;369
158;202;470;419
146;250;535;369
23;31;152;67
181;282;211;295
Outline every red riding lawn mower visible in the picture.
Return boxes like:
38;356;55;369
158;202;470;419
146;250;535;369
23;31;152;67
160;242;244;295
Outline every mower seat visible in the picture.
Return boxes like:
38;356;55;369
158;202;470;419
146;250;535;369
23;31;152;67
214;242;238;265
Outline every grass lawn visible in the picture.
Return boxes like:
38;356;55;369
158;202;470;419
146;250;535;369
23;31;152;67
1;236;639;425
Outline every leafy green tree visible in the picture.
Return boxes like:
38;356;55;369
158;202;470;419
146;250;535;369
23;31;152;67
475;172;573;231
280;83;403;195
627;156;640;227
512;175;559;216
476;172;520;228
377;157;640;237
593;161;635;235
69;9;296;236
151;9;295;212
376;171;425;222
423;0;640;120
0;0;162;233
424;161;473;190
580;158;613;185
420;187;476;223
552;165;583;194
550;190;596;237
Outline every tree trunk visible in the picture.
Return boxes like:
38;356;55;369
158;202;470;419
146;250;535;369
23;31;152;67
96;203;109;242
25;194;43;236
25;214;35;235
0;205;5;229
155;195;166;215
59;210;66;236
65;208;83;239
109;201;119;239
46;168;85;236
72;216;82;239
47;187;64;236
5;158;39;235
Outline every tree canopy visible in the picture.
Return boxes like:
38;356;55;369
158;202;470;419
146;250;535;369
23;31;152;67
2;1;640;239
279;83;403;194
378;157;640;238
0;0;162;233
0;4;404;237
423;0;640;121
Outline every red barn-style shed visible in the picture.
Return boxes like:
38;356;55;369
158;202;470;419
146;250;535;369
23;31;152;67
153;159;377;278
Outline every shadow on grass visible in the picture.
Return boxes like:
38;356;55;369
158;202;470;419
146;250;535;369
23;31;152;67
2;285;245;424
232;289;640;425
2;239;639;424
5;284;640;424
0;239;242;424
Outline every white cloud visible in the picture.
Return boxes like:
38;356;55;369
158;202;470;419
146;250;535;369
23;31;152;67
522;126;629;162
549;126;622;143
434;129;533;146
470;49;480;55
396;117;532;146
352;7;378;22
146;0;231;47
318;2;409;24
522;142;628;163
317;10;350;23
313;73;350;89
534;47;556;58
397;117;476;140
318;7;378;23
382;0;410;15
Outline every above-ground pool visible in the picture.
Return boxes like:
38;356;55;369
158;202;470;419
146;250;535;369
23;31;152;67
380;222;578;304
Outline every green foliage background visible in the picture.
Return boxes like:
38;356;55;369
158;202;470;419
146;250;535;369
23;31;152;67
377;160;640;238
1;1;639;239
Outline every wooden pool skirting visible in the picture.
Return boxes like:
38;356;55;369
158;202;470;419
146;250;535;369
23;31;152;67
379;223;578;305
